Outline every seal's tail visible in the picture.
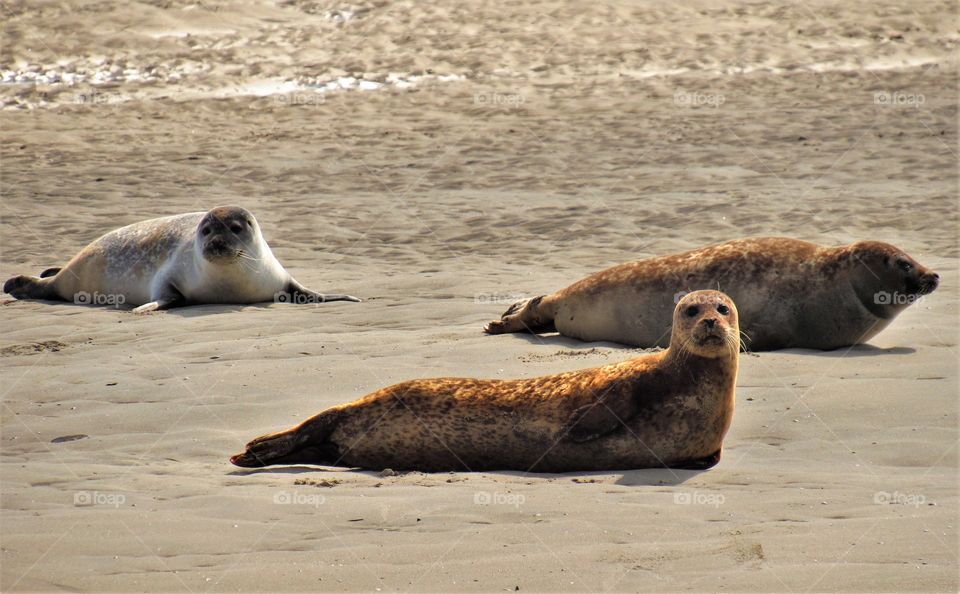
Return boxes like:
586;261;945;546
483;295;557;335
3;274;60;301
230;409;344;468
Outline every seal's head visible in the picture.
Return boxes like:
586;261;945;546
848;241;939;318
671;290;740;358
197;206;261;263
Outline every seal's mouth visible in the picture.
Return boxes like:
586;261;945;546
688;317;739;351
691;326;730;348
697;334;725;346
683;329;736;358
904;273;939;297
203;249;237;261
916;273;940;295
202;239;242;261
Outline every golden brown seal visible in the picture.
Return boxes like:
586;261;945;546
484;237;938;351
231;290;740;472
3;206;360;312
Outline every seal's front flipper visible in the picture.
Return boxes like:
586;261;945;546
316;293;361;303
39;267;62;278
286;279;360;304
564;393;638;443
134;284;186;313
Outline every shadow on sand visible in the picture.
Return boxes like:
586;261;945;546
771;344;916;357
228;465;704;487
485;331;643;351
490;330;916;357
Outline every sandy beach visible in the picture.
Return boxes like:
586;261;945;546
1;0;958;591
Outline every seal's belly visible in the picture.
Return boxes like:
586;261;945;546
63;250;163;306
331;397;726;472
557;273;820;349
57;214;202;306
182;275;282;304
555;285;675;347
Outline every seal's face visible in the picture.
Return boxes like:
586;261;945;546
850;241;939;314
672;290;740;358
197;206;259;263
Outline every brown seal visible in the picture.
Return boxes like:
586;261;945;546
231;290;740;472
3;206;360;312
484;237;939;351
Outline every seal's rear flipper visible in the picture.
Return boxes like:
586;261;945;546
231;441;339;468
231;431;302;467
3;275;61;301
231;409;344;467
39;267;62;278
484;295;556;334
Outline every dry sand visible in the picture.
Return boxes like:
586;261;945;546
1;0;958;591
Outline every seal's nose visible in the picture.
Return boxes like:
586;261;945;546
916;272;940;295
704;318;716;329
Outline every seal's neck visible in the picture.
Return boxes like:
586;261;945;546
660;349;739;425
662;348;738;379
828;246;905;320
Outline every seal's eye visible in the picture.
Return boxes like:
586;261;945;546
897;259;912;272
201;227;211;236
685;305;699;318
716;304;730;316
230;224;243;234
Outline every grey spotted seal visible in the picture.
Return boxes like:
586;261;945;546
231;290;740;472
484;237;938;351
3;206;360;312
